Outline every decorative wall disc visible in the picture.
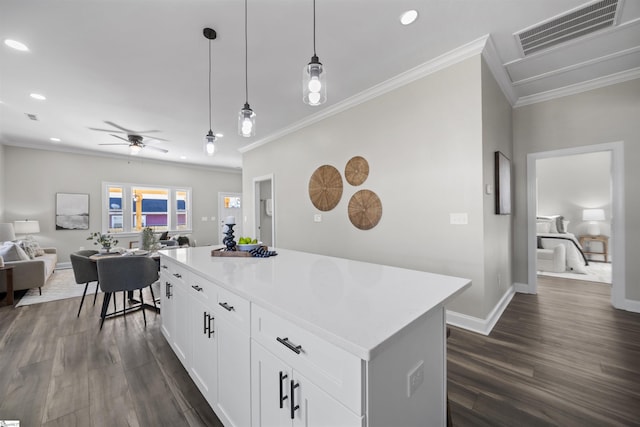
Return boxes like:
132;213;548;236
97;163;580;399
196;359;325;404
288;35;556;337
344;156;369;186
308;165;343;211
348;189;382;230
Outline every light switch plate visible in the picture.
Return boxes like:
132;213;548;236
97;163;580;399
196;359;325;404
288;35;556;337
407;360;424;397
450;213;468;225
314;214;322;222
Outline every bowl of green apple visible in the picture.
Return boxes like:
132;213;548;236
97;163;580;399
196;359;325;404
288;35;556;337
237;237;262;251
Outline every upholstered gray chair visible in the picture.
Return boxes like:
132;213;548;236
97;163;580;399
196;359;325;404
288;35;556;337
96;256;159;330
70;249;99;317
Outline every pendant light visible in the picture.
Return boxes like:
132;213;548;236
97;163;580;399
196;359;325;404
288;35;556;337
203;27;217;156
303;0;326;106
238;0;256;137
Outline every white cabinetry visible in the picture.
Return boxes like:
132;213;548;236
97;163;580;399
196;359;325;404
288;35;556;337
251;341;362;427
215;286;251;427
159;264;174;344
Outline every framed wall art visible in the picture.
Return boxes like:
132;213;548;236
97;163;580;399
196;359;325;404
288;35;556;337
494;151;512;215
56;193;90;230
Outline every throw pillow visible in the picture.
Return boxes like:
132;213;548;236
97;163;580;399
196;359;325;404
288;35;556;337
536;221;551;233
159;231;169;241
0;242;31;261
16;240;36;259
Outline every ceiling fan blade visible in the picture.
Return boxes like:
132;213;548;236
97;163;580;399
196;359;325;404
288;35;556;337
99;143;129;146
104;121;135;133
145;145;169;153
141;135;168;142
89;127;127;133
103;121;161;134
110;134;130;142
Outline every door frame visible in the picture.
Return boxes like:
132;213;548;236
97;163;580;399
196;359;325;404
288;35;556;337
253;174;275;247
526;141;625;309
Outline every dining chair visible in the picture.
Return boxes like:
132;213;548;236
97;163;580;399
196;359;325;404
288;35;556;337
96;255;159;330
70;249;99;317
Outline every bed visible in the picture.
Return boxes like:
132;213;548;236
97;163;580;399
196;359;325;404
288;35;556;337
536;216;589;274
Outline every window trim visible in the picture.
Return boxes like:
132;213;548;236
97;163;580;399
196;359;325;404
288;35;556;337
101;182;192;236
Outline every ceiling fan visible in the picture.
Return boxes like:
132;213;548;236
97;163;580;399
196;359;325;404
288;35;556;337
90;121;169;154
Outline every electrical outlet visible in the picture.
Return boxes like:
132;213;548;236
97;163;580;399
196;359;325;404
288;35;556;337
407;360;424;397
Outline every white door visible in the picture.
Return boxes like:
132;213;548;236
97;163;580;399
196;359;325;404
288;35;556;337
253;175;275;247
251;341;293;427
218;192;243;245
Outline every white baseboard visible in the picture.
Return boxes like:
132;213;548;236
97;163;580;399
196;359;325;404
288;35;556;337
56;262;71;270
446;286;515;335
514;282;532;293
624;298;640;313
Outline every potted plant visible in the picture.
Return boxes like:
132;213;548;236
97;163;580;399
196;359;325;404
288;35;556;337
141;227;160;252
87;232;119;253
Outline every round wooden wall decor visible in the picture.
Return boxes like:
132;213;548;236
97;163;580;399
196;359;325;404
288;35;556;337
344;156;369;186
348;189;382;230
308;165;343;211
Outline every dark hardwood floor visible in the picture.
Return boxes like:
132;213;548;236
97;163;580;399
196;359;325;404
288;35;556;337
1;275;639;426
448;276;640;426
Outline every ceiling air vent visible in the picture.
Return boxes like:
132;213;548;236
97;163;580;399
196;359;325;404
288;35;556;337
25;113;38;121
516;0;620;56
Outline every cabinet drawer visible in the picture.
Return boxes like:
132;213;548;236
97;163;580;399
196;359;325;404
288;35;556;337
216;286;250;333
162;260;189;285
188;273;216;307
251;304;363;415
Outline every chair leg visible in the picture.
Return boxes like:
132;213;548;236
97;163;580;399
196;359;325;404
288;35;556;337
140;289;147;327
113;291;117;314
122;291;127;319
149;284;157;310
38;287;42;296
93;281;99;305
77;282;90;318
99;292;112;331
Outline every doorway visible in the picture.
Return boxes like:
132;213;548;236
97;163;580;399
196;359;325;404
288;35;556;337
218;192;242;245
535;151;612;284
253;174;275;247
526;142;626;309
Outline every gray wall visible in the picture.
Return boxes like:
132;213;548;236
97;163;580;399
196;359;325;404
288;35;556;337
481;58;513;316
513;78;640;300
0;144;5;222
243;55;512;321
2;146;242;264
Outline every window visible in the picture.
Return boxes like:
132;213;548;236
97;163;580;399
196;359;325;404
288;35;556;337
102;182;192;235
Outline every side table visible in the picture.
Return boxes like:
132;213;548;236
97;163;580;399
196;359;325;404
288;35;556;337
0;265;15;307
578;235;609;263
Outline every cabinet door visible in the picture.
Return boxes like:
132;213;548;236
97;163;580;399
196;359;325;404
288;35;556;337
160;275;174;343
190;297;218;407
292;370;363;427
251;341;292;427
217;318;251;427
172;281;191;367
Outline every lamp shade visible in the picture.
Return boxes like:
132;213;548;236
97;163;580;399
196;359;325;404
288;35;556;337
582;209;605;221
14;220;40;234
0;223;16;242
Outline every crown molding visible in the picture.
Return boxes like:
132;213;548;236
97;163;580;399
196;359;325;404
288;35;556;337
240;35;490;154
514;67;640;107
481;34;517;106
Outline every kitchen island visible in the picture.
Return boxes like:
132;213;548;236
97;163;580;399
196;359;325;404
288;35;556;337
159;246;470;427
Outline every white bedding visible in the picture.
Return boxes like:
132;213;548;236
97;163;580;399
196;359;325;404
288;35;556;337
538;232;588;274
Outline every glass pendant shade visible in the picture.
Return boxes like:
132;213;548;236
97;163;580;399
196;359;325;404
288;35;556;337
238;103;256;137
204;130;216;156
303;55;326;106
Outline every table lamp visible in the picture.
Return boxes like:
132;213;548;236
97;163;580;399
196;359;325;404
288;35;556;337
14;219;40;239
0;223;16;242
582;209;605;236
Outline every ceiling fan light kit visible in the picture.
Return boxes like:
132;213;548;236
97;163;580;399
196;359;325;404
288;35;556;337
303;0;326;106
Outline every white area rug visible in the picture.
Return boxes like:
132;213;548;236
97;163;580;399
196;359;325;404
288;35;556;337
16;268;99;307
538;262;612;284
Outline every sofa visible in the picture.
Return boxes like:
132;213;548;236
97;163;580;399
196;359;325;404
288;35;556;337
0;242;57;293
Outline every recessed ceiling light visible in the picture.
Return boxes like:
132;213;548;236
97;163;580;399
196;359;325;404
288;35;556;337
215;133;224;138
30;93;46;100
50;137;61;142
400;10;418;25
4;39;29;52
180;156;187;160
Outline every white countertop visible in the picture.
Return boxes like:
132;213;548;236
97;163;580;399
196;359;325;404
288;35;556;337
160;246;470;360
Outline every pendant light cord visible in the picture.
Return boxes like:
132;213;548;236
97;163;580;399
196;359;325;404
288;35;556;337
244;0;249;104
208;37;212;131
313;0;317;56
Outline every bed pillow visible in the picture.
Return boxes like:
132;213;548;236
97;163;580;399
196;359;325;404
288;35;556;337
562;220;570;233
0;242;31;261
537;215;565;233
536;221;551;233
